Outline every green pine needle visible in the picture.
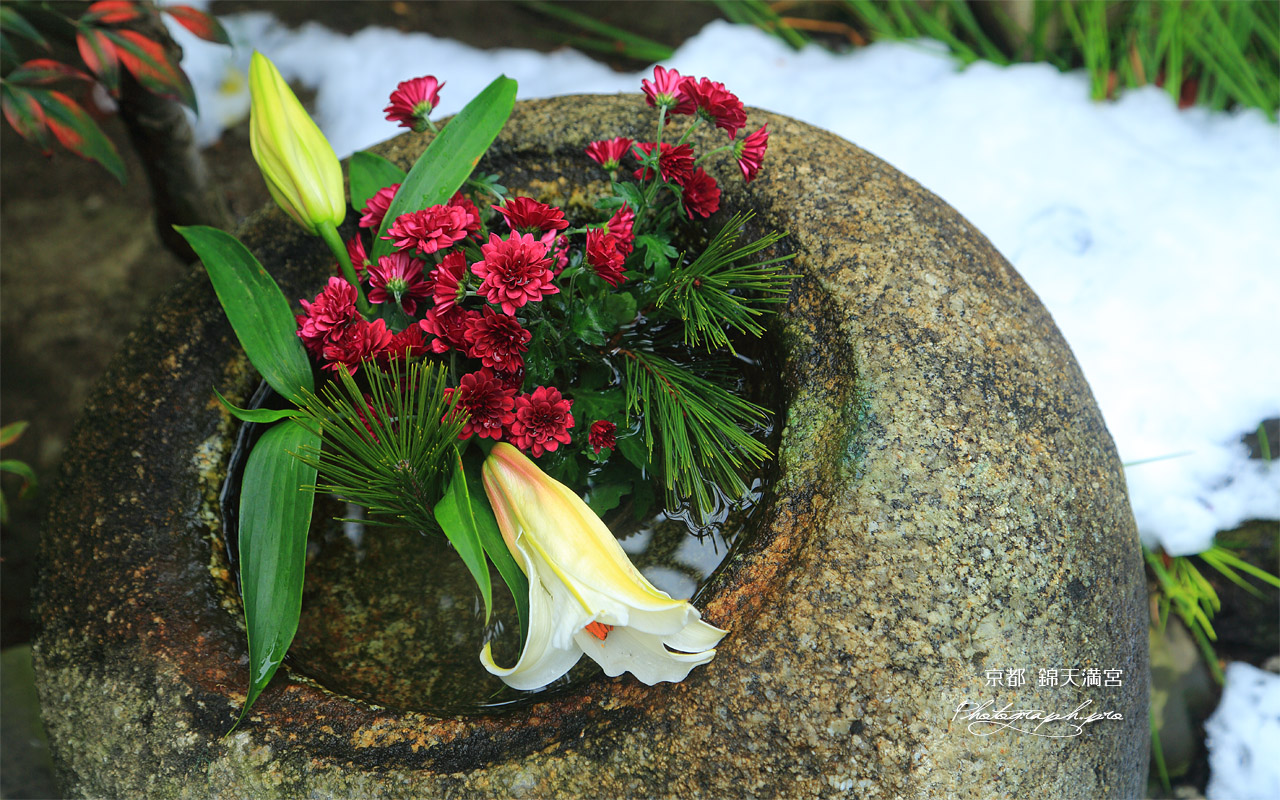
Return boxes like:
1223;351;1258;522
291;359;465;532
621;347;772;522
656;211;795;354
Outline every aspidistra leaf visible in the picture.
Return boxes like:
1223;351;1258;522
104;28;197;110
162;5;231;45
31;88;126;182
434;448;493;623
349;151;407;214
235;420;319;726
371;74;517;260
175;225;315;404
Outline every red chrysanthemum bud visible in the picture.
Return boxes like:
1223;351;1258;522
589;420;617;454
585;228;628;287
735;125;769;182
384;76;443;132
586;137;634;171
493;197;569;236
679;167;721;219
296;276;359;357
359;183;400;229
641;66;695;116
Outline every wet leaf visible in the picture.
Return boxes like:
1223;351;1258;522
234;420;318;728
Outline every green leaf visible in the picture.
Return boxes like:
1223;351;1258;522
0;421;29;448
235;420;319;727
176;225;314;404
605;291;638;326
433;448;494;623
461;451;529;643
212;386;302;424
0;6;49;50
583;482;629;516
103;28;198;111
0;459;37;493
348;150;406;214
371;75;518;260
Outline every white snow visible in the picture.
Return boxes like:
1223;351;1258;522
1206;662;1280;800
169;14;1278;556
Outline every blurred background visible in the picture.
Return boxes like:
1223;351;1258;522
2;2;1276;798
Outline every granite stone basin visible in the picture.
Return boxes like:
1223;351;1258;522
34;95;1149;798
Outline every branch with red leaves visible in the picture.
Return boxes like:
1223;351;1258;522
0;0;228;182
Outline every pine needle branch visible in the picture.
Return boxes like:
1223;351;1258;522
621;347;772;520
656;211;795;354
290;360;466;531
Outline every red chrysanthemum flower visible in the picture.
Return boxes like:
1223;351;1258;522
633;142;694;186
382;204;472;256
384;76;443;132
585;228;628;287
419;305;477;354
585;137;634;171
606;205;635;256
447;192;483;240
735;125;769;182
471;232;559;315
444;369;517;441
680;76;746;139
464;306;532;370
321;318;393;375
589;420;617;454
345;234;372;276
493;197;569;236
428;251;468;313
641;66;695;116
509;386;575;457
679;167;721;219
491;364;525;393
379;323;429;364
359;183;400;229
367;252;431;314
297;277;359;357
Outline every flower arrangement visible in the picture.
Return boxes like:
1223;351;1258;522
178;54;793;725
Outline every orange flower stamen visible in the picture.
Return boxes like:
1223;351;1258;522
585;621;614;641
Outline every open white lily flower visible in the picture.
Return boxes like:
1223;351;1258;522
480;443;726;690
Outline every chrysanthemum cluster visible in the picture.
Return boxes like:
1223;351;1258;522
294;66;770;465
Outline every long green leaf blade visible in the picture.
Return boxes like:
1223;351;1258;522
177;225;314;404
349;150;407;213
433;448;493;622
235;420;319;726
463;452;529;644
371;75;517;260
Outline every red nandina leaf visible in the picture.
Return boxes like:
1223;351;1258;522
85;0;145;25
6;58;94;86
105;28;197;110
1;84;51;153
30;88;127;182
162;5;230;44
77;27;121;95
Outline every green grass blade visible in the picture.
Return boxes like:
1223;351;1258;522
371;74;517;261
177;225;315;404
1203;546;1280;589
234;420;319;728
524;1;675;58
1150;704;1172;796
